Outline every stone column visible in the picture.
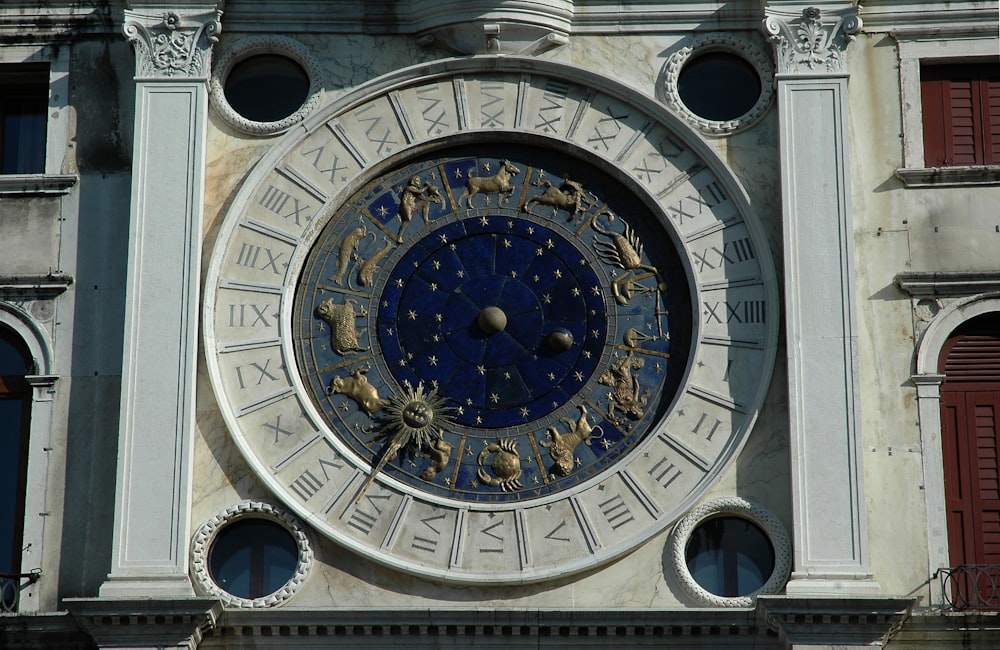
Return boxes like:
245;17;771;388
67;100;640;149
99;4;221;598
762;4;880;596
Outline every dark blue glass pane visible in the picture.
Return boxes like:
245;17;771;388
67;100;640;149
3;106;46;174
685;516;774;597
208;518;297;599
0;334;29;375
678;52;761;122
224;55;309;123
0;399;25;574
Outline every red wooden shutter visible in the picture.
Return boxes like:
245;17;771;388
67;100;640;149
922;67;949;167
985;72;1000;164
941;390;1000;566
922;63;1000;167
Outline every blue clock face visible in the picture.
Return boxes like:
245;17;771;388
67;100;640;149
294;147;690;503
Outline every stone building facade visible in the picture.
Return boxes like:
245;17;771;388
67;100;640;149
1;1;999;648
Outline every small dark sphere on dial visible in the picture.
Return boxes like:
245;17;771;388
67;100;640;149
547;328;574;353
477;306;507;335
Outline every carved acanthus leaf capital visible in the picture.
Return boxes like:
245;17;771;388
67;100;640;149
123;7;222;80
762;5;861;75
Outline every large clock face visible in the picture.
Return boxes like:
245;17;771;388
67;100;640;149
204;59;778;584
293;148;689;505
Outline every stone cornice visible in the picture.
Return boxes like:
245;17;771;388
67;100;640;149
66;598;223;650
122;6;222;80
763;5;862;75
895;272;1000;298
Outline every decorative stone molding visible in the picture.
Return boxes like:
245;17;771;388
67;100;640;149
755;596;914;648
762;6;861;75
661;33;774;135
669;497;792;607
210;36;324;136
123;7;222;79
66;598;223;650
190;501;313;608
0;174;78;196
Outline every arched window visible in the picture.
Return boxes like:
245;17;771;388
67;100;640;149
939;311;1000;608
0;325;31;610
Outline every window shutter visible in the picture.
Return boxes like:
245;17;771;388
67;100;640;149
922;62;1000;167
985;73;1000;164
948;75;978;165
921;67;949;167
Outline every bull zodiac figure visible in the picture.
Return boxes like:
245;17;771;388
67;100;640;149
457;159;520;208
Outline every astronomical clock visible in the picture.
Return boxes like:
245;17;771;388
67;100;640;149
204;58;778;584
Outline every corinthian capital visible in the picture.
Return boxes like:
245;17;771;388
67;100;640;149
762;5;861;75
123;7;222;80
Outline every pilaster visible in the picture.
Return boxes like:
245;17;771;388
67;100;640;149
100;4;220;599
763;3;880;597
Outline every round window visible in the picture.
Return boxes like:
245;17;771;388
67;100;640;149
223;54;310;124
684;516;775;598
208;518;299;600
677;52;762;122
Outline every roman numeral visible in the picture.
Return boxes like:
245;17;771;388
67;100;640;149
692;237;755;272
410;512;448;553
235;243;286;275
647;457;683;489
667;180;726;225
288;454;345;501
691;412;724;442
480;81;505;127
262;414;294;444
598;494;635;531
227;303;274;328
234;358;281;389
301;144;350;185
703;300;766;324
544;520;571;543
535;81;569;133
347;492;391;536
478;520;505;553
587;106;628;150
417;86;449;135
355;104;397;155
258;185;315;227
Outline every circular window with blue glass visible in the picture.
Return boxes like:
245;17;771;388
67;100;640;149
191;502;312;607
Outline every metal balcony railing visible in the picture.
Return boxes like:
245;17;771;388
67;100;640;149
938;565;1000;611
0;571;40;613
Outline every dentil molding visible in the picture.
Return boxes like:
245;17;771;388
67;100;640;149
123;6;222;79
762;5;862;75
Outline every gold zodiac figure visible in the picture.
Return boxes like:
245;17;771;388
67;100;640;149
540;405;603;476
521;173;594;223
397;176;444;241
599;352;650;422
420;437;454;480
477;438;523;491
591;211;665;305
316;298;368;356
457;159;521;208
328;367;388;415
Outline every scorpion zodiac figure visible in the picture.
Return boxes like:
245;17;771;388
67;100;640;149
591;210;665;305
